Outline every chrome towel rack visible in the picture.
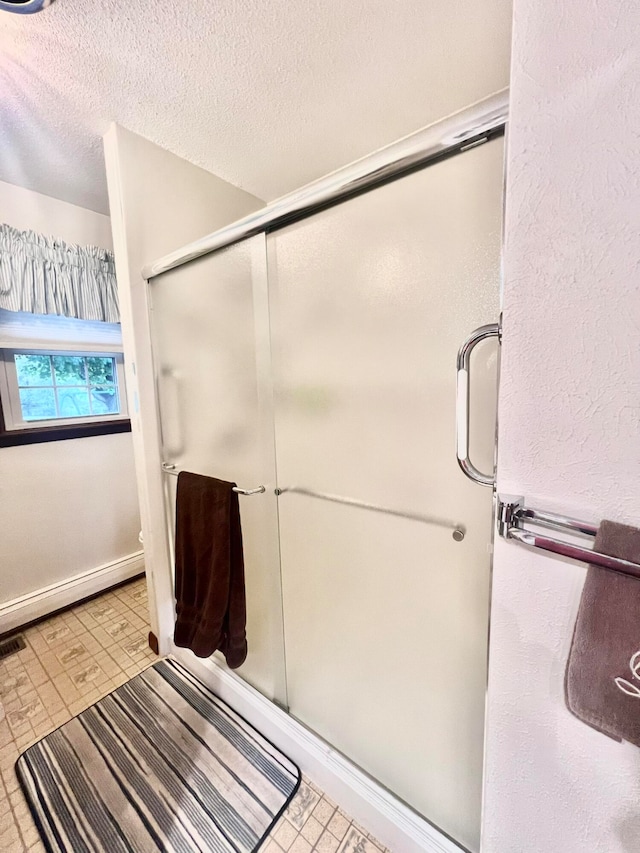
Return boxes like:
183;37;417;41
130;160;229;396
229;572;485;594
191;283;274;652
161;463;265;495
276;486;465;541
497;495;640;580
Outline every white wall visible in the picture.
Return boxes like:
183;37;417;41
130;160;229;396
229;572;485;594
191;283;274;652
0;180;141;613
104;126;263;642
0;180;113;247
483;3;640;851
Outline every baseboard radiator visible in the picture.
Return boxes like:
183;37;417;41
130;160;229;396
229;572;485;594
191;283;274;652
0;551;145;636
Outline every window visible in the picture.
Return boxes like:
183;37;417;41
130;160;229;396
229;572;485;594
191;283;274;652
0;311;131;446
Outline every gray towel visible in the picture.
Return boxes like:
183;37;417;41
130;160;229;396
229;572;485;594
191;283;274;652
566;520;640;745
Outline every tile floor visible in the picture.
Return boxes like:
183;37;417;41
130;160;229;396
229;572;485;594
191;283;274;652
0;578;390;853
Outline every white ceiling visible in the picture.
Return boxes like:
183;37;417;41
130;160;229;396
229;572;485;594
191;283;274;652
0;0;511;215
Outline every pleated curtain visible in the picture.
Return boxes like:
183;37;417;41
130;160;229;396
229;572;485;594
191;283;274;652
0;224;120;323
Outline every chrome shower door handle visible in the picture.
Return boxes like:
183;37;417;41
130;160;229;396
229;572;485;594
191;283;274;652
456;322;500;487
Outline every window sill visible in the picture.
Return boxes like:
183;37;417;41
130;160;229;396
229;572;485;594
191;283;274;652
0;419;132;447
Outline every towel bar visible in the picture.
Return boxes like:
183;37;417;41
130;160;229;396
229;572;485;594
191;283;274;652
497;495;640;580
161;463;265;495
276;485;466;540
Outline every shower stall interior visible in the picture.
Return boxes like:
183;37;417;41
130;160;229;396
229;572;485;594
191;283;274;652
143;95;506;853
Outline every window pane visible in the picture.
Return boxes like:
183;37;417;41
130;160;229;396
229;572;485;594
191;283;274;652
86;357;115;384
7;350;125;428
19;387;56;420
57;387;91;417
90;386;120;415
15;354;52;386
52;355;86;385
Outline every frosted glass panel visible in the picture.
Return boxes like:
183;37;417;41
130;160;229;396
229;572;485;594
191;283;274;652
149;236;286;704
269;138;503;850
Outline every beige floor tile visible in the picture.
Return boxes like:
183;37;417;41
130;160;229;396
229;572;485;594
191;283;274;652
32;721;54;741
126;612;148;630
121;633;150;658
12;799;30;825
2;768;19;795
67;698;91;717
34;651;63;678
35;680;64;706
6;720;33;744
300;815;323;845
40;624;73;648
88;601;118;621
92;655;123;680
315;829;341;853
26;707;50;730
50;709;71;727
24;634;48;657
56;639;92;669
4;686;37;713
106;644;131;666
0;722;14;749
50;671;81;705
79;634;105;656
1;740;19;762
16;732;36;751
0;671;29;694
273;818;299;850
337;827;384;853
20;823;41;850
0;816;22;852
26;662;49;689
67;659;110;692
313;797;338;826
328;810;351;842
286;781;321;830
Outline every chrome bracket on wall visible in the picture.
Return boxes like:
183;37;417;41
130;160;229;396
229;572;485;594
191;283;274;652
455;322;501;487
497;494;640;580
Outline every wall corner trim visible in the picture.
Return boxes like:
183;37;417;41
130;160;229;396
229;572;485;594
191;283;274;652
171;647;463;853
0;551;145;635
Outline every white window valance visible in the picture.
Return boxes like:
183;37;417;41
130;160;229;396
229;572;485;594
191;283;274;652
0;224;120;323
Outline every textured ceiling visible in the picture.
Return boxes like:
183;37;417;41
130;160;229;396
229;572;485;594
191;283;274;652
0;0;511;215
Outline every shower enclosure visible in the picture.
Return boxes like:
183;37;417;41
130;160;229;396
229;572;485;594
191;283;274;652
145;97;505;853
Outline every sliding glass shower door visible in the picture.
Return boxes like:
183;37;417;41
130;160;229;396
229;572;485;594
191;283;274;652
148;236;288;707
267;138;503;851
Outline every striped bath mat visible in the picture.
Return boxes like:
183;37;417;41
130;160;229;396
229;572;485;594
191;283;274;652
16;658;300;852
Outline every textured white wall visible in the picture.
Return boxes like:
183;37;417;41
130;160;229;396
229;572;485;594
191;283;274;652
0;182;141;604
483;2;640;851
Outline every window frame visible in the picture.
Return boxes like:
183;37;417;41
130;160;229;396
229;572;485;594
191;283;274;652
0;347;131;446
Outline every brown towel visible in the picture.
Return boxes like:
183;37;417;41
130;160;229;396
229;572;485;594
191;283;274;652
173;471;248;668
566;520;640;745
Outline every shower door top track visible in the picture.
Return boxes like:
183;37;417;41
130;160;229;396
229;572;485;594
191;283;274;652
142;89;508;281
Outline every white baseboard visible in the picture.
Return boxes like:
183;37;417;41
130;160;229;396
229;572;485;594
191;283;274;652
171;646;463;853
0;551;145;635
